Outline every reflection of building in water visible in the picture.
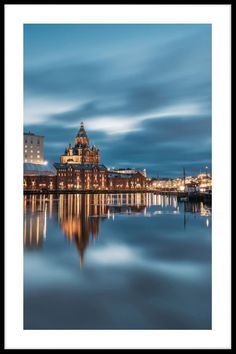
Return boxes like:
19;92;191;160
24;193;207;264
183;201;211;215
58;193;152;267
58;193;184;267
199;202;211;216
58;194;108;267
23;195;53;248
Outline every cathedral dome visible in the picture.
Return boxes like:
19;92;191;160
60;122;100;165
76;121;88;138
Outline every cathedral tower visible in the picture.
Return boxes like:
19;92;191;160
75;122;89;147
60;122;100;164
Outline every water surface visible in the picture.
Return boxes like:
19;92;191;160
24;193;211;329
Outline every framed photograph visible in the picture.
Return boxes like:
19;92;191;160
5;4;231;350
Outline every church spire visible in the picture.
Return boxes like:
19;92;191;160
75;121;89;146
60;121;100;164
77;121;87;137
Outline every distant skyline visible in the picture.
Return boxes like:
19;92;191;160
24;24;211;177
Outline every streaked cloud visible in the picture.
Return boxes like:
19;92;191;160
24;24;211;176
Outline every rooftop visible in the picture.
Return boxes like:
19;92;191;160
24;131;44;137
76;121;88;138
108;171;143;179
108;173;133;179
54;163;107;170
24;162;57;175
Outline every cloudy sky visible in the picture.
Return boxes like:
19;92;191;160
24;24;211;177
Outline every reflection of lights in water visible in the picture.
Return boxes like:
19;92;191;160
43;204;47;239
36;215;40;244
24;193;211;266
49;195;53;219
153;211;162;215
29;218;32;243
153;193;157;206
137;193;141;206
173;198;177;209
24;219;26;244
200;202;211;216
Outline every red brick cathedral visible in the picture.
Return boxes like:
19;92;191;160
60;122;100;164
24;122;147;191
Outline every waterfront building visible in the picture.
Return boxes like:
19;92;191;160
108;171;147;190
54;163;108;190
24;162;57;191
149;178;174;191
24;132;44;164
197;173;212;192
60;122;100;164
23;122;150;192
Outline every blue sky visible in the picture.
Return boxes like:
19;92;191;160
24;24;211;177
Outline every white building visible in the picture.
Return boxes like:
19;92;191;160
24;132;44;164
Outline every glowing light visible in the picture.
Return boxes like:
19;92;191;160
43;204;47;239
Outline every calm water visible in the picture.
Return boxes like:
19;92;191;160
24;193;211;329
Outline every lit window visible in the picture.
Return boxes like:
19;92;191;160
25;159;27;162
31;150;33;153
37;150;40;153
37;155;40;158
25;150;27;153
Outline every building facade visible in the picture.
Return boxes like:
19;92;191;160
55;163;108;190
60;122;100;164
108;171;147;190
24;132;44;164
23;122;150;192
149;178;174;191
24;163;57;191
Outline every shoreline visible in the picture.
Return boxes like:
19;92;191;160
23;190;211;202
24;189;157;195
